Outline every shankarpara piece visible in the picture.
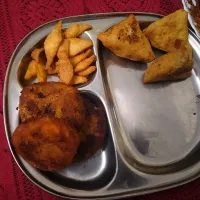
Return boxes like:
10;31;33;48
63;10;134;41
65;23;92;38
44;21;62;69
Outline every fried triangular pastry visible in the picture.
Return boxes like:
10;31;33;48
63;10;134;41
143;9;188;52
98;14;155;62
143;49;193;83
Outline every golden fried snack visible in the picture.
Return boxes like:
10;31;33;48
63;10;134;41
74;55;96;73
37;62;47;82
57;39;69;60
12;116;80;171
56;59;74;84
24;60;38;80
143;9;188;52
70;75;88;85
69;38;93;57
98;14;155;62
65;23;92;38
143;50;193;83
19;82;85;127
44;21;63;69
31;48;44;62
56;39;74;85
70;48;93;67
78;66;96;76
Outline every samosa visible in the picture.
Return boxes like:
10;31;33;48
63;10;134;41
143;49;193;83
143;9;189;52
98;14;155;62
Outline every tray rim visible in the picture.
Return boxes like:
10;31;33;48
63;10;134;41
3;11;200;200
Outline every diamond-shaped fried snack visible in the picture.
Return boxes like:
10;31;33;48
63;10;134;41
97;14;155;62
24;60;38;80
56;39;74;85
68;38;93;57
74;54;96;73
70;75;88;85
143;49;193;83
77;66;96;76
57;39;69;60
143;9;188;52
65;23;92;38
44;21;63;69
56;59;74;85
70;48;93;67
37;62;47;82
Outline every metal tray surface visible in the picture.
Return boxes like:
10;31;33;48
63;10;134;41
4;12;200;199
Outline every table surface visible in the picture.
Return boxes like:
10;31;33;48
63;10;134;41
1;0;200;199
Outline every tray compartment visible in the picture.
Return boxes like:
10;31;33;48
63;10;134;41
40;92;117;190
98;32;200;173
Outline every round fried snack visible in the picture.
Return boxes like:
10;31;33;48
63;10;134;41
12;117;80;171
19;82;85;127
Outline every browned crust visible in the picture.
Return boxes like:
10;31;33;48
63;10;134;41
12;116;80;171
19;82;85;128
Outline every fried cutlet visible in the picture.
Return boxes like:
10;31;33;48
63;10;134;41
19;82;85;127
76;97;107;160
98;14;155;62
12;116;80;171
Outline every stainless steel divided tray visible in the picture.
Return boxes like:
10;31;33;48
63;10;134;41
4;12;200;199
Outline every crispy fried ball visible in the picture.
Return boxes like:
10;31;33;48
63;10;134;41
12;116;80;171
19;82;85;128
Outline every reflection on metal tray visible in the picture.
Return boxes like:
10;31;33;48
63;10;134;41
182;0;200;38
4;12;200;199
